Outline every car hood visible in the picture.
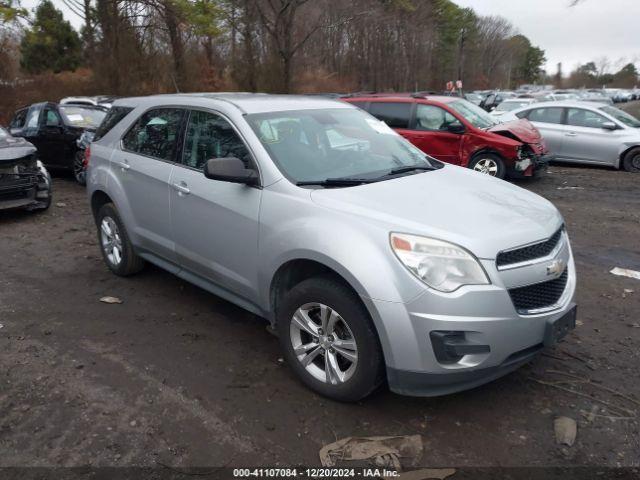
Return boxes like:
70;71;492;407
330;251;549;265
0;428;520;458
488;118;541;144
310;166;562;259
0;136;36;163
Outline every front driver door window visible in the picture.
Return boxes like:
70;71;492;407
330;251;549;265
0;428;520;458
406;104;463;165
170;109;262;301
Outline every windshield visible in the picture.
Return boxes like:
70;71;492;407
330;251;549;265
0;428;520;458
448;99;499;128
246;108;439;184
600;106;640;128
59;106;107;129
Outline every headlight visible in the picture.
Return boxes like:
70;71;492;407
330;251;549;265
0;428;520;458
390;233;490;292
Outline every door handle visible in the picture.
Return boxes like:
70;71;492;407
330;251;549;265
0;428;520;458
172;182;191;195
565;132;578;137
116;160;130;170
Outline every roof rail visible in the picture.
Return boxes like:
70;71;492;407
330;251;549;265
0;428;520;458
342;91;377;98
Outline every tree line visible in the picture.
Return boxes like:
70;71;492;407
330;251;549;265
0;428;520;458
1;0;552;96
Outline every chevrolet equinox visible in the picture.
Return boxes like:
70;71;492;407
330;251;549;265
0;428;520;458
87;94;577;401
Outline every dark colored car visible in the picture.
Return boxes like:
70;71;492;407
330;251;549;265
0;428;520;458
343;94;550;179
8;102;107;184
0;127;52;212
480;91;516;112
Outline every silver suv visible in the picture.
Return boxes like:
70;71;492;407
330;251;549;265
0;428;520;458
87;94;577;401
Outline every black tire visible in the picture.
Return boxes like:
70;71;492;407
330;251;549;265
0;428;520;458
468;153;507;179
622;147;640;173
73;150;86;186
96;203;145;276
276;275;384;402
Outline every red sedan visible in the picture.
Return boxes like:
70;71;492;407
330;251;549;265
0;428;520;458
343;94;551;179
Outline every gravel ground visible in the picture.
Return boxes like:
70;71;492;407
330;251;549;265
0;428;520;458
1;113;639;471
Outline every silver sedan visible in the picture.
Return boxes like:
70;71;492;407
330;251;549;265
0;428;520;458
511;101;640;172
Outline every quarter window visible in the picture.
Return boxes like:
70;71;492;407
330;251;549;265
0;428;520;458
368;102;412;129
414;104;461;131
526;108;564;124
122;108;185;161
182;110;252;170
566;108;609;129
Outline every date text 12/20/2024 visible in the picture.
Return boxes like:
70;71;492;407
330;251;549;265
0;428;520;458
233;468;400;478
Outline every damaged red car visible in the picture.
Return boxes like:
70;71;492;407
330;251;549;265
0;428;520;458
343;94;550;179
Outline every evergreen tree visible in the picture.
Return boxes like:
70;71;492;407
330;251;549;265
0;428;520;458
20;0;82;74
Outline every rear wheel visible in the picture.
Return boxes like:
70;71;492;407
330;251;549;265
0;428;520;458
96;203;145;276
276;275;384;402
622;147;640;173
468;153;506;179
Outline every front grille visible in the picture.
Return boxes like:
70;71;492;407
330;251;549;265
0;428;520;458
497;227;563;268
509;269;568;314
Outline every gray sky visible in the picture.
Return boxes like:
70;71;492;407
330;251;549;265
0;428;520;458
453;0;640;75
24;0;640;76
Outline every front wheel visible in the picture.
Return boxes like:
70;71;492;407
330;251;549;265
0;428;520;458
468;153;506;179
622;147;640;173
276;275;384;402
73;150;86;185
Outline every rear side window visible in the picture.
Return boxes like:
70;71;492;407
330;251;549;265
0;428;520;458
368;102;412;129
10;109;27;128
526;107;564;124
94;106;133;141
26;105;42;128
122;108;185;161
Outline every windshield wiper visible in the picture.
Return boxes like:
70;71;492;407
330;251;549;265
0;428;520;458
385;165;436;176
296;177;376;187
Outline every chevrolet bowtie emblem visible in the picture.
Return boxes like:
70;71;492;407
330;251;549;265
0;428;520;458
546;259;566;276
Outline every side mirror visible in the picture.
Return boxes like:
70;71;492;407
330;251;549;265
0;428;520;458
601;121;618;130
446;122;466;134
204;157;259;186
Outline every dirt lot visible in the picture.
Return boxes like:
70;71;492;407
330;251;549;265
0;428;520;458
1;140;640;472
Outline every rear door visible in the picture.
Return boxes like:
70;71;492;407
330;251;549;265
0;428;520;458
117;107;186;263
562;107;623;165
518;107;566;158
404;103;464;165
169;109;262;301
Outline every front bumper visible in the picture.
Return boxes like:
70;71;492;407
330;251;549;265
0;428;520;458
0;165;51;211
362;235;576;397
509;154;553;178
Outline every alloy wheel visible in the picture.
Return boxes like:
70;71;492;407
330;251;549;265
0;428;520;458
100;216;123;266
74;153;86;184
473;158;499;176
289;302;358;385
